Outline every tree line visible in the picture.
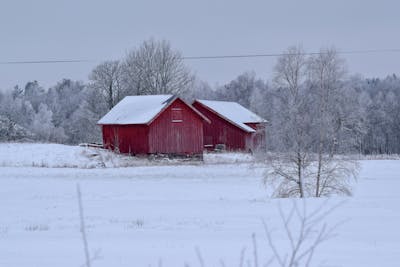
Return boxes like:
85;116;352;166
0;39;400;156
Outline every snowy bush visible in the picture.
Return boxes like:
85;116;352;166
0;115;33;141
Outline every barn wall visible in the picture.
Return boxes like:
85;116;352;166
192;102;252;151
148;99;204;155
102;124;149;154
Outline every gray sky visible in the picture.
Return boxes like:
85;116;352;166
1;0;400;90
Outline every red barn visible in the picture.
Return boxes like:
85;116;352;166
192;99;267;152
98;95;209;156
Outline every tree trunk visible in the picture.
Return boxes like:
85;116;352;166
315;150;322;197
108;82;113;110
297;152;304;198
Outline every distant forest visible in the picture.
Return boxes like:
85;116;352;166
1;39;400;155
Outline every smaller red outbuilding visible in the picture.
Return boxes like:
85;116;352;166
98;95;209;156
192;99;267;152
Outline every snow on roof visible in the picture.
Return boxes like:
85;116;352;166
196;99;266;132
98;95;175;125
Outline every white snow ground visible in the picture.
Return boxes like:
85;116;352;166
0;143;149;168
0;143;254;168
0;143;399;266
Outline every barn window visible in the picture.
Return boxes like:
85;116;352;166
171;108;183;122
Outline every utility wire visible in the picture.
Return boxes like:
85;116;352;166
182;48;400;60
0;59;94;65
1;48;400;65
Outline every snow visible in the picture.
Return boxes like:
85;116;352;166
98;95;174;125
0;143;253;168
0;143;399;266
0;143;149;168
196;99;266;132
203;151;255;164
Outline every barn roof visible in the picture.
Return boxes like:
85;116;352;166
98;95;209;125
194;99;266;133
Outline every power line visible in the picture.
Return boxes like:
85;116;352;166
0;59;94;65
182;48;400;60
1;48;400;65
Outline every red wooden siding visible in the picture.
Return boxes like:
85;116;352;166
102;124;149;154
193;102;265;151
192;102;251;151
100;98;205;156
148;99;203;154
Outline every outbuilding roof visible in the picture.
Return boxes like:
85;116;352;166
194;99;266;132
98;95;209;125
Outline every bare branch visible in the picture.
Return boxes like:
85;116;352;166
262;219;285;267
195;247;205;267
239;247;247;267
252;233;259;267
77;183;91;267
262;200;344;267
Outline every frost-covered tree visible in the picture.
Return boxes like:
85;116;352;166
31;103;54;141
249;82;272;119
265;46;358;198
30;103;67;142
0;89;32;141
216;71;265;108
45;79;90;143
122;39;194;96
46;79;85;126
265;46;312;197
183;79;216;102
68;98;102;144
307;48;350;196
360;75;400;154
23;81;46;112
0;115;32;141
0;79;101;144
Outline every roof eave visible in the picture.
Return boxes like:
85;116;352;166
193;100;255;133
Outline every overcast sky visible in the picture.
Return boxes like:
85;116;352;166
1;0;400;90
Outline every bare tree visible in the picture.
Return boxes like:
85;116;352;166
77;184;91;267
308;49;344;196
180;200;342;267
307;48;358;197
273;46;306;97
265;46;358;198
265;153;313;198
122;39;194;96
262;200;344;267
309;157;358;197
89;60;124;111
267;45;311;198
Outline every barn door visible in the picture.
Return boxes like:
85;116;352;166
171;108;183;152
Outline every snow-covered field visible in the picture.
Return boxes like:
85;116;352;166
0;143;399;266
0;143;255;168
